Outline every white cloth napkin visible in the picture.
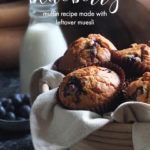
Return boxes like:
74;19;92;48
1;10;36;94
30;65;150;150
112;102;150;150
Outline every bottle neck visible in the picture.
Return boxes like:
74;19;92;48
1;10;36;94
29;1;57;24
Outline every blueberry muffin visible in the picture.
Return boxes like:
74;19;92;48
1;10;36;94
127;72;150;103
111;43;150;78
58;66;122;114
116;43;150;67
57;34;117;74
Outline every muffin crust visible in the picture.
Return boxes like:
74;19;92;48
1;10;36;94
116;43;150;67
127;72;150;103
58;66;120;109
58;34;117;74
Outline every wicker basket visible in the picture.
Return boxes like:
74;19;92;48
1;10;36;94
70;123;133;150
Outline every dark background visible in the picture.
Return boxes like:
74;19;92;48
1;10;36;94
58;0;134;49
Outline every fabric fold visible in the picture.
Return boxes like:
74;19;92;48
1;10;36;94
30;88;110;150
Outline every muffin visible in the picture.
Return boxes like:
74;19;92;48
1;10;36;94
111;43;150;77
57;34;117;74
58;65;124;114
116;43;150;66
127;72;150;103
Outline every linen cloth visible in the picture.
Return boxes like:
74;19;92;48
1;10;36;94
30;65;150;150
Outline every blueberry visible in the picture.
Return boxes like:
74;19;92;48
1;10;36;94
0;97;8;106
64;76;87;97
0;97;7;103
127;55;141;63
12;94;23;106
19;105;31;119
5;105;15;112
20;93;25;99
0;106;6;119
2;98;12;107
6;112;16;120
22;93;30;105
132;86;144;99
107;69;112;73
86;44;97;62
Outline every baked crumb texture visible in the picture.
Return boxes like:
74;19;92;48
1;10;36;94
127;72;150;103
58;66;120;109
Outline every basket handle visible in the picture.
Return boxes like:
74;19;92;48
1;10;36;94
40;83;50;93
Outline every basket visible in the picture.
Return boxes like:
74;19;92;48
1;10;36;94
70;123;133;150
40;84;133;150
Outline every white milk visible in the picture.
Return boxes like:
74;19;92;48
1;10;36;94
20;23;67;93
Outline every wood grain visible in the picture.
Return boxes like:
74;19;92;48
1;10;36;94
71;139;133;150
0;26;26;69
0;0;29;27
70;123;133;150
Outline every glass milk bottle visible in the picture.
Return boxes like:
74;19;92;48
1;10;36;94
20;1;67;93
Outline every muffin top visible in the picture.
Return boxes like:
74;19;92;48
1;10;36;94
127;72;150;103
57;34;117;74
116;43;150;66
88;34;117;51
58;66;120;109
